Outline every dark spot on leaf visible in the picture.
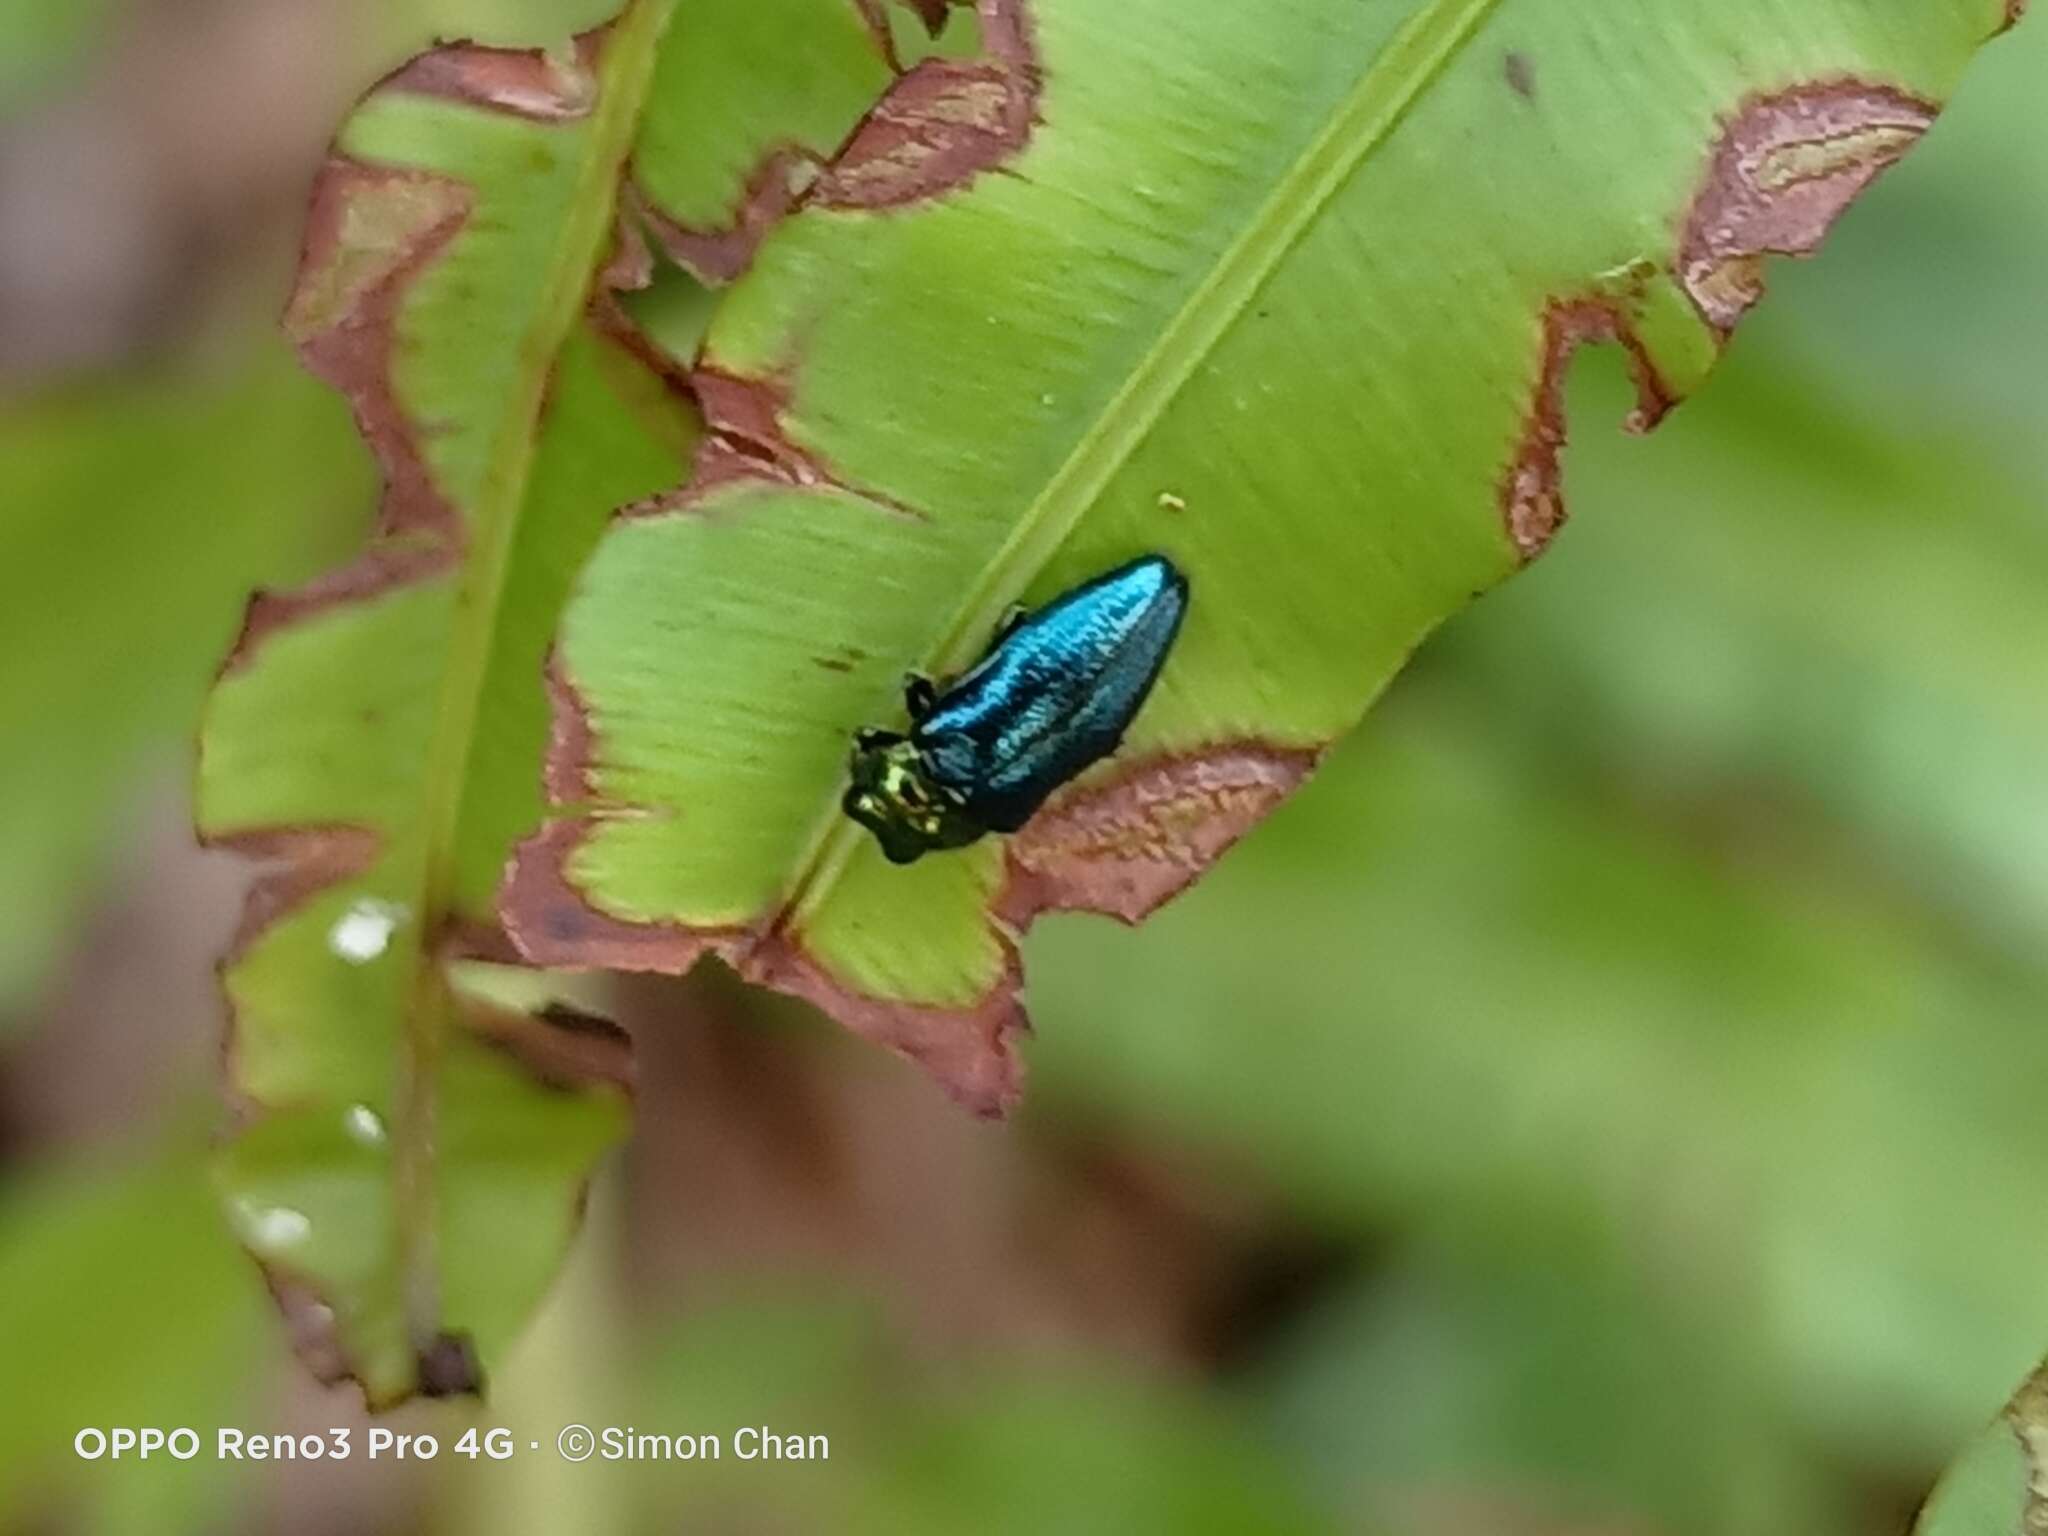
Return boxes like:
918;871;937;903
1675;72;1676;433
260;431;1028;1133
466;998;635;1095
415;1331;484;1398
536;1001;626;1040
504;819;722;972
811;642;870;674
1679;79;1935;334
1504;52;1536;100
899;0;956;36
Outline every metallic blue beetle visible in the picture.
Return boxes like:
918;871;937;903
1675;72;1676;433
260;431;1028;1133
844;554;1190;865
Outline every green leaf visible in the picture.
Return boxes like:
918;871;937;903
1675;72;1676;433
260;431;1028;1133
197;3;693;1404
1912;1366;2043;1536
0;1137;274;1533
505;0;2020;1113
0;0;121;112
629;0;894;281
0;342;368;1019
628;0;979;281
1258;1244;1840;1536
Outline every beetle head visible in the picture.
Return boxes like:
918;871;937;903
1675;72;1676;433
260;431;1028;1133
843;734;983;865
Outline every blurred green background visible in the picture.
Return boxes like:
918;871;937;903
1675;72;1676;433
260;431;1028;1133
2;3;2044;1532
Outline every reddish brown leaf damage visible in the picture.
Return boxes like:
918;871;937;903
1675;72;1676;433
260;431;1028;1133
500;820;721;972
681;367;843;497
1501;296;1677;562
620;365;919;518
502;822;1027;1117
231;29;653;741
813;0;1041;211
1679;80;1935;334
225;543;459;677
210;151;467;967
212;825;382;973
1503;77;1944;563
277;161;470;564
387;34;602;122
999;748;1320;927
637;0;1039;284
540;656;601;804
634;151;822;286
746;936;1028;1118
212;823;382;1126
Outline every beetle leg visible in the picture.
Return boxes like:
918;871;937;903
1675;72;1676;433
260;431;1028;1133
992;604;1027;644
854;726;904;754
902;672;939;721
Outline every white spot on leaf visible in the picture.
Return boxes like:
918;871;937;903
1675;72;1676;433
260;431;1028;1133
231;1199;312;1253
328;898;408;964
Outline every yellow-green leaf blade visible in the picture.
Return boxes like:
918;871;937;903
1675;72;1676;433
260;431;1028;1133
511;0;2019;1110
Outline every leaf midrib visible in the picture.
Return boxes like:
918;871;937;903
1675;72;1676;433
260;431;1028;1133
397;0;677;1360
777;0;1506;937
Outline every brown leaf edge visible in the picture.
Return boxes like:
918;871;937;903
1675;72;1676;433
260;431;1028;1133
634;0;1040;283
1916;1356;2048;1532
505;18;2024;1116
1506;76;1950;560
203;28;646;1403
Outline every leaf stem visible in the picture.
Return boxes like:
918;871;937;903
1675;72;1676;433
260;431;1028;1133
395;0;679;1369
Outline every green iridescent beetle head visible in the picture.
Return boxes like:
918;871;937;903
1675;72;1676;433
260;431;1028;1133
842;733;984;866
